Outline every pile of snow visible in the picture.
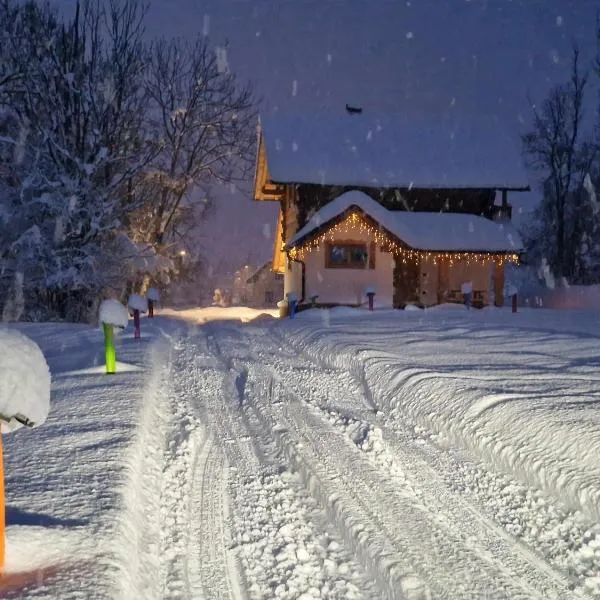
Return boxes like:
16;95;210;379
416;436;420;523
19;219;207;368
128;294;148;313
0;329;50;432
426;302;468;311
404;304;422;311
99;299;129;328
147;288;160;302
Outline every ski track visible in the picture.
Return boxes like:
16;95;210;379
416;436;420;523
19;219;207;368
193;323;577;600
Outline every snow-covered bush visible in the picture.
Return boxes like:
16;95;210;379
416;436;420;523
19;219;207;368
147;288;160;302
0;329;50;432
128;295;148;313
99;299;129;329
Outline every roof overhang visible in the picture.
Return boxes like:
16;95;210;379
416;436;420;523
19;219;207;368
286;191;524;255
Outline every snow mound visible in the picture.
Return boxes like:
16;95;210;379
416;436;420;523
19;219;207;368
147;288;160;302
404;304;423;311
128;294;148;313
99;299;129;328
0;329;50;432
427;303;468;311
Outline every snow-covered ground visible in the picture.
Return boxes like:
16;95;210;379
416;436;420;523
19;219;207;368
3;306;600;598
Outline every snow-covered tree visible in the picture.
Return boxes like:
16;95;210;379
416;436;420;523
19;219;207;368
0;1;258;321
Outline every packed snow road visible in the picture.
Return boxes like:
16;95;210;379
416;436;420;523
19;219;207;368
115;308;600;600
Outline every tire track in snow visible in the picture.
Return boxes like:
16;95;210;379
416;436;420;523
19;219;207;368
167;342;243;600
180;332;376;599
214;326;576;599
274;324;600;595
186;434;243;600
265;356;576;595
111;335;243;600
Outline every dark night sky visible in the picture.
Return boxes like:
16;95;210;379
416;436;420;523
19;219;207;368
57;0;600;274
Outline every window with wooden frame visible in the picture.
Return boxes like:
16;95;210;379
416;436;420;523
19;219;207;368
325;241;377;269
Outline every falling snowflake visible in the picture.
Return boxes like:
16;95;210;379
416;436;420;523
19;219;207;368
406;32;413;39
202;14;210;37
292;80;298;97
215;46;230;74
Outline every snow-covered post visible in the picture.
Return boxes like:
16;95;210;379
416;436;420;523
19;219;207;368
147;288;160;319
128;295;148;340
0;329;51;571
365;287;376;311
286;292;298;319
99;300;128;374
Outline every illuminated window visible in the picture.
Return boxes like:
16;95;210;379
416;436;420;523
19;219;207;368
325;242;369;269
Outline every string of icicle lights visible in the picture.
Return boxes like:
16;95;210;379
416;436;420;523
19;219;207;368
288;212;520;267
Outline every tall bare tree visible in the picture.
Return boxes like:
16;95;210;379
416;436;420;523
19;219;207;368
139;37;256;252
522;45;597;281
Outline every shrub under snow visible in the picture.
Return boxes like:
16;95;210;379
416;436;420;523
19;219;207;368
128;294;148;313
99;299;129;328
0;329;51;432
147;288;160;302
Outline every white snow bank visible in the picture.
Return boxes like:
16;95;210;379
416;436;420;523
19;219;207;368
5;526;90;574
0;329;50;431
404;304;422;311
99;299;129;328
147;288;160;302
128;294;148;313
426;302;468;311
275;309;600;525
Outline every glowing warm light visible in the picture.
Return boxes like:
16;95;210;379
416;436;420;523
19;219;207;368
179;250;187;256
287;211;520;267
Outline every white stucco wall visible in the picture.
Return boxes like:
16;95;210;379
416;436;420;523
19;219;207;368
301;229;394;306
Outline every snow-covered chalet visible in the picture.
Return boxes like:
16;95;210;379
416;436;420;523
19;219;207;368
253;112;529;309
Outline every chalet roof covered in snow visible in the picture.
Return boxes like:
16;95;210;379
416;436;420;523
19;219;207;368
288;191;524;253
260;113;530;190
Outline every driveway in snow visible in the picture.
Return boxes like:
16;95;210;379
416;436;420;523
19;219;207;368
4;306;600;599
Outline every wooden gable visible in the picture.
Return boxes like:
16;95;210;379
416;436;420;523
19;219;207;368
253;132;285;202
272;208;285;273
